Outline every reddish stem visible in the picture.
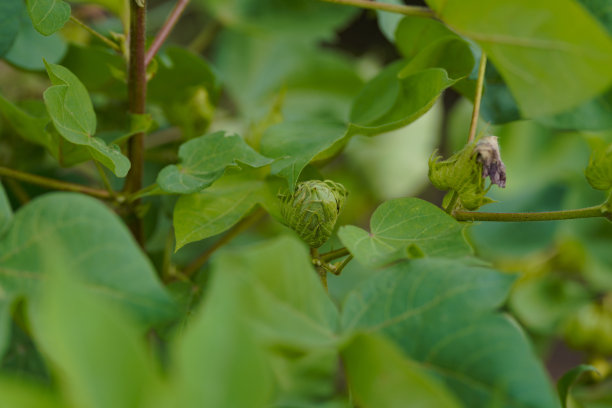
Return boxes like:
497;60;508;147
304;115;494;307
145;0;190;66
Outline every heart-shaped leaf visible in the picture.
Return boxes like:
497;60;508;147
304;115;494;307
0;0;23;57
26;0;70;36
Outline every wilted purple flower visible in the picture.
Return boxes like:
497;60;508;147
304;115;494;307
474;136;506;188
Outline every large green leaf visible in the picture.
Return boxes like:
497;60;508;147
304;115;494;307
43;62;130;177
29;272;160;408
0;193;177;357
338;198;472;267
3;11;67;71
0;183;12;238
0;0;23;57
173;173;281;249
157;131;273;194
26;0;70;36
425;0;612;117
342;259;559;408
342;333;462;408
169;256;273;408
0;378;63;408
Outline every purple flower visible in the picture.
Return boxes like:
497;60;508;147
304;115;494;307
474;136;506;188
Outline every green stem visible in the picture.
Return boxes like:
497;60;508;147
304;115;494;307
124;0;148;245
467;52;487;143
93;161;117;199
320;247;350;262
311;247;328;291
183;208;266;277
444;191;459;215
0;166;112;200
145;0;191;66
330;255;353;276
188;20;222;54
454;205;606;222
319;0;435;18
69;16;121;52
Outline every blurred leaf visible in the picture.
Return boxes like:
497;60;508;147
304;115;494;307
148;47;219;139
214;236;339;349
69;0;123;16
173;173;281;249
170;258;273;408
342;333;462;408
425;0;612;117
26;0;70;36
43;62;130;176
585;138;612;190
0;377;63;408
157;131;273;194
478;60;522;125
261;120;347;190
29;271;159;408
0;302;10;360
0;193;177;356
0;182;12;237
376;0;404;42
198;0;357;41
338;198;472;267
342;259;560;408
558;365;599;408
3;11;67;71
60;44;125;94
0;0;23;57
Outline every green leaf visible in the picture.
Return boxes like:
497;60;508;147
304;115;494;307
0;193;176;356
376;0;404;42
29;271;160;408
260;120;347;190
68;0;123;16
3;11;67;71
425;0;612;117
338;198;472;267
26;0;70;36
0;0;23;57
557;365;599;408
342;333;462;408
342;259;560;408
148;47;220;139
0;377;63;408
0;183;12;238
585;138;612;191
157;131;273;194
43;62;130;177
213;236;339;349
170;257;273;408
173;173;281;249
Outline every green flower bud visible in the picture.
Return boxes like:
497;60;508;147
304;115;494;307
585;138;612;191
278;180;348;248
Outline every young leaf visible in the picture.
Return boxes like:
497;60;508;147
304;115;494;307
0;183;12;238
342;333;462;408
338;198;472;267
557;364;599;408
0;0;23;57
29;271;160;408
173;173;282;249
157;131;273;194
425;0;612;117
43;62;130;177
585;138;612;191
342;259;560;408
26;0;70;36
0;193;176;357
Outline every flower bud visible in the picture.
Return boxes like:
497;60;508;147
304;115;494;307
585;139;612;191
278;180;348;248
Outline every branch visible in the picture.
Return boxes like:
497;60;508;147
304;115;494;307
467;52;487;143
320;247;350;262
124;0;148;245
145;0;190;66
454;205;607;222
319;0;435;18
69;16;122;52
0;166;112;200
183;208;266;277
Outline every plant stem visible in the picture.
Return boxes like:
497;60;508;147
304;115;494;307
319;0;435;18
93;161;117;198
454;205;605;222
69;16;121;52
0;166;112;199
145;0;190;66
467;52;487;143
183;208;266;277
311;248;328;291
330;255;353;276
188;20;221;54
4;179;30;204
124;0;148;245
320;247;350;262
444;191;459;214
